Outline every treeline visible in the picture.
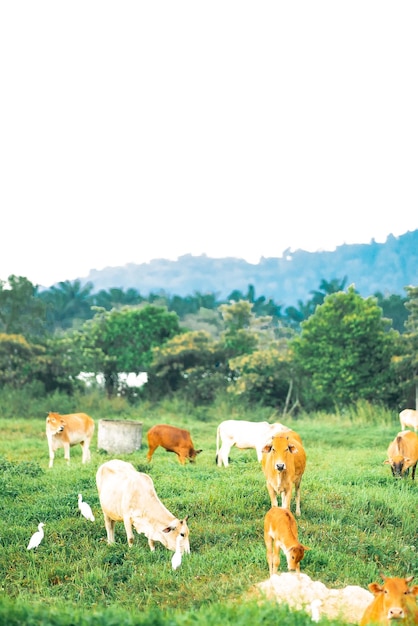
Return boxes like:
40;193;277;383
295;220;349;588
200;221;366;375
0;274;416;413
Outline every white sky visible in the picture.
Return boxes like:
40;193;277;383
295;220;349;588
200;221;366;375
1;1;417;287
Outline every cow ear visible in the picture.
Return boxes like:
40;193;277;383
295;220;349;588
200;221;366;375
383;459;391;465
288;444;298;454
162;523;176;534
196;450;203;454
262;445;272;453
302;545;311;551
369;582;383;594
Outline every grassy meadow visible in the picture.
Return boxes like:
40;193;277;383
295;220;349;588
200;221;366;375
0;395;416;625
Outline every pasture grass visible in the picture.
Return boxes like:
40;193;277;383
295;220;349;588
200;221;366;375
0;396;416;624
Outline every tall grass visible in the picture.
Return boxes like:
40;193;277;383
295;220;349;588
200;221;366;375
0;392;415;625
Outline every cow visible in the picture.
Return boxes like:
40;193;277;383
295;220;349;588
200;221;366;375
96;460;190;568
261;431;306;515
360;575;418;625
264;507;310;576
399;409;418;432
384;430;418;479
146;424;202;465
215;419;292;467
45;411;95;469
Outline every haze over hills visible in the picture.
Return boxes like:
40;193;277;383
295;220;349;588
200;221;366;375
78;230;418;307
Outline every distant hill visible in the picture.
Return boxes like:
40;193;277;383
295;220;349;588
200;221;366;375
80;230;418;307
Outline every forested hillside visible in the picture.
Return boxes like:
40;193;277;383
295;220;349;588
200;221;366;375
80;230;418;306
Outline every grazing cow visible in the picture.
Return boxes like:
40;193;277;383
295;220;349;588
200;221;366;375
216;419;291;467
360;575;418;626
96;459;190;567
261;431;306;515
384;430;418;479
46;411;95;469
399;409;418;432
146;424;202;465
264;507;310;576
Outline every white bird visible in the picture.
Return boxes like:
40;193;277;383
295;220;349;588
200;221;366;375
171;534;183;570
27;522;45;550
78;493;95;522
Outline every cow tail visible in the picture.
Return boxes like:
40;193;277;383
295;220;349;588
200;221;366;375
216;425;220;464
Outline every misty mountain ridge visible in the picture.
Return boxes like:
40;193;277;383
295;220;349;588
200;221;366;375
79;230;418;307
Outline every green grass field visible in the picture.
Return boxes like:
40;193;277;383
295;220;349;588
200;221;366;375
0;399;416;625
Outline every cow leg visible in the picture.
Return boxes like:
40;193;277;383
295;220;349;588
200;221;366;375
63;442;70;464
148;538;156;551
218;443;231;467
176;453;186;465
267;483;279;507
146;444;157;462
412;462;417;480
48;442;54;468
264;532;274;576
294;479;302;516
123;516;135;547
80;440;91;464
104;515;115;544
272;540;281;575
281;489;292;511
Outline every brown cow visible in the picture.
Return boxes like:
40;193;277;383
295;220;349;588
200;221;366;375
146;424;202;465
96;459;190;568
264;507;310;576
262;431;306;515
384;430;418;479
360;575;418;625
46;411;95;468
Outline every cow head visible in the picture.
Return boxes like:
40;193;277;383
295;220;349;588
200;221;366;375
368;575;418;621
262;435;299;472
384;455;411;477
161;516;190;554
189;449;203;463
46;412;66;435
285;543;311;572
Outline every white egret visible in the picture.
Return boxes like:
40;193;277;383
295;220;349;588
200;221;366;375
78;493;95;522
27;522;45;550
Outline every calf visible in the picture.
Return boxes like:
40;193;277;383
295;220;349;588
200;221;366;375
96;459;190;567
216;419;291;467
262;431;306;515
399;408;418;432
46;411;95;468
360;575;418;625
146;424;202;465
384;430;418;479
264;507;310;576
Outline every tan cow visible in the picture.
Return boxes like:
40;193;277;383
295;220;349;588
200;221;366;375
146;424;202;465
399;408;418;432
264;507;310;576
384;430;418;479
46;411;95;468
96;459;190;567
360;575;418;625
262;431;306;515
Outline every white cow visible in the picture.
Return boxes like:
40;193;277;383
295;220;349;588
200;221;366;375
399;408;418;432
96;460;190;567
216;419;291;467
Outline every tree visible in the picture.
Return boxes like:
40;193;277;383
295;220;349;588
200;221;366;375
0;275;47;339
395;285;418;408
76;305;181;396
39;280;94;331
292;287;398;410
148;330;223;404
374;291;408;333
228;347;296;411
